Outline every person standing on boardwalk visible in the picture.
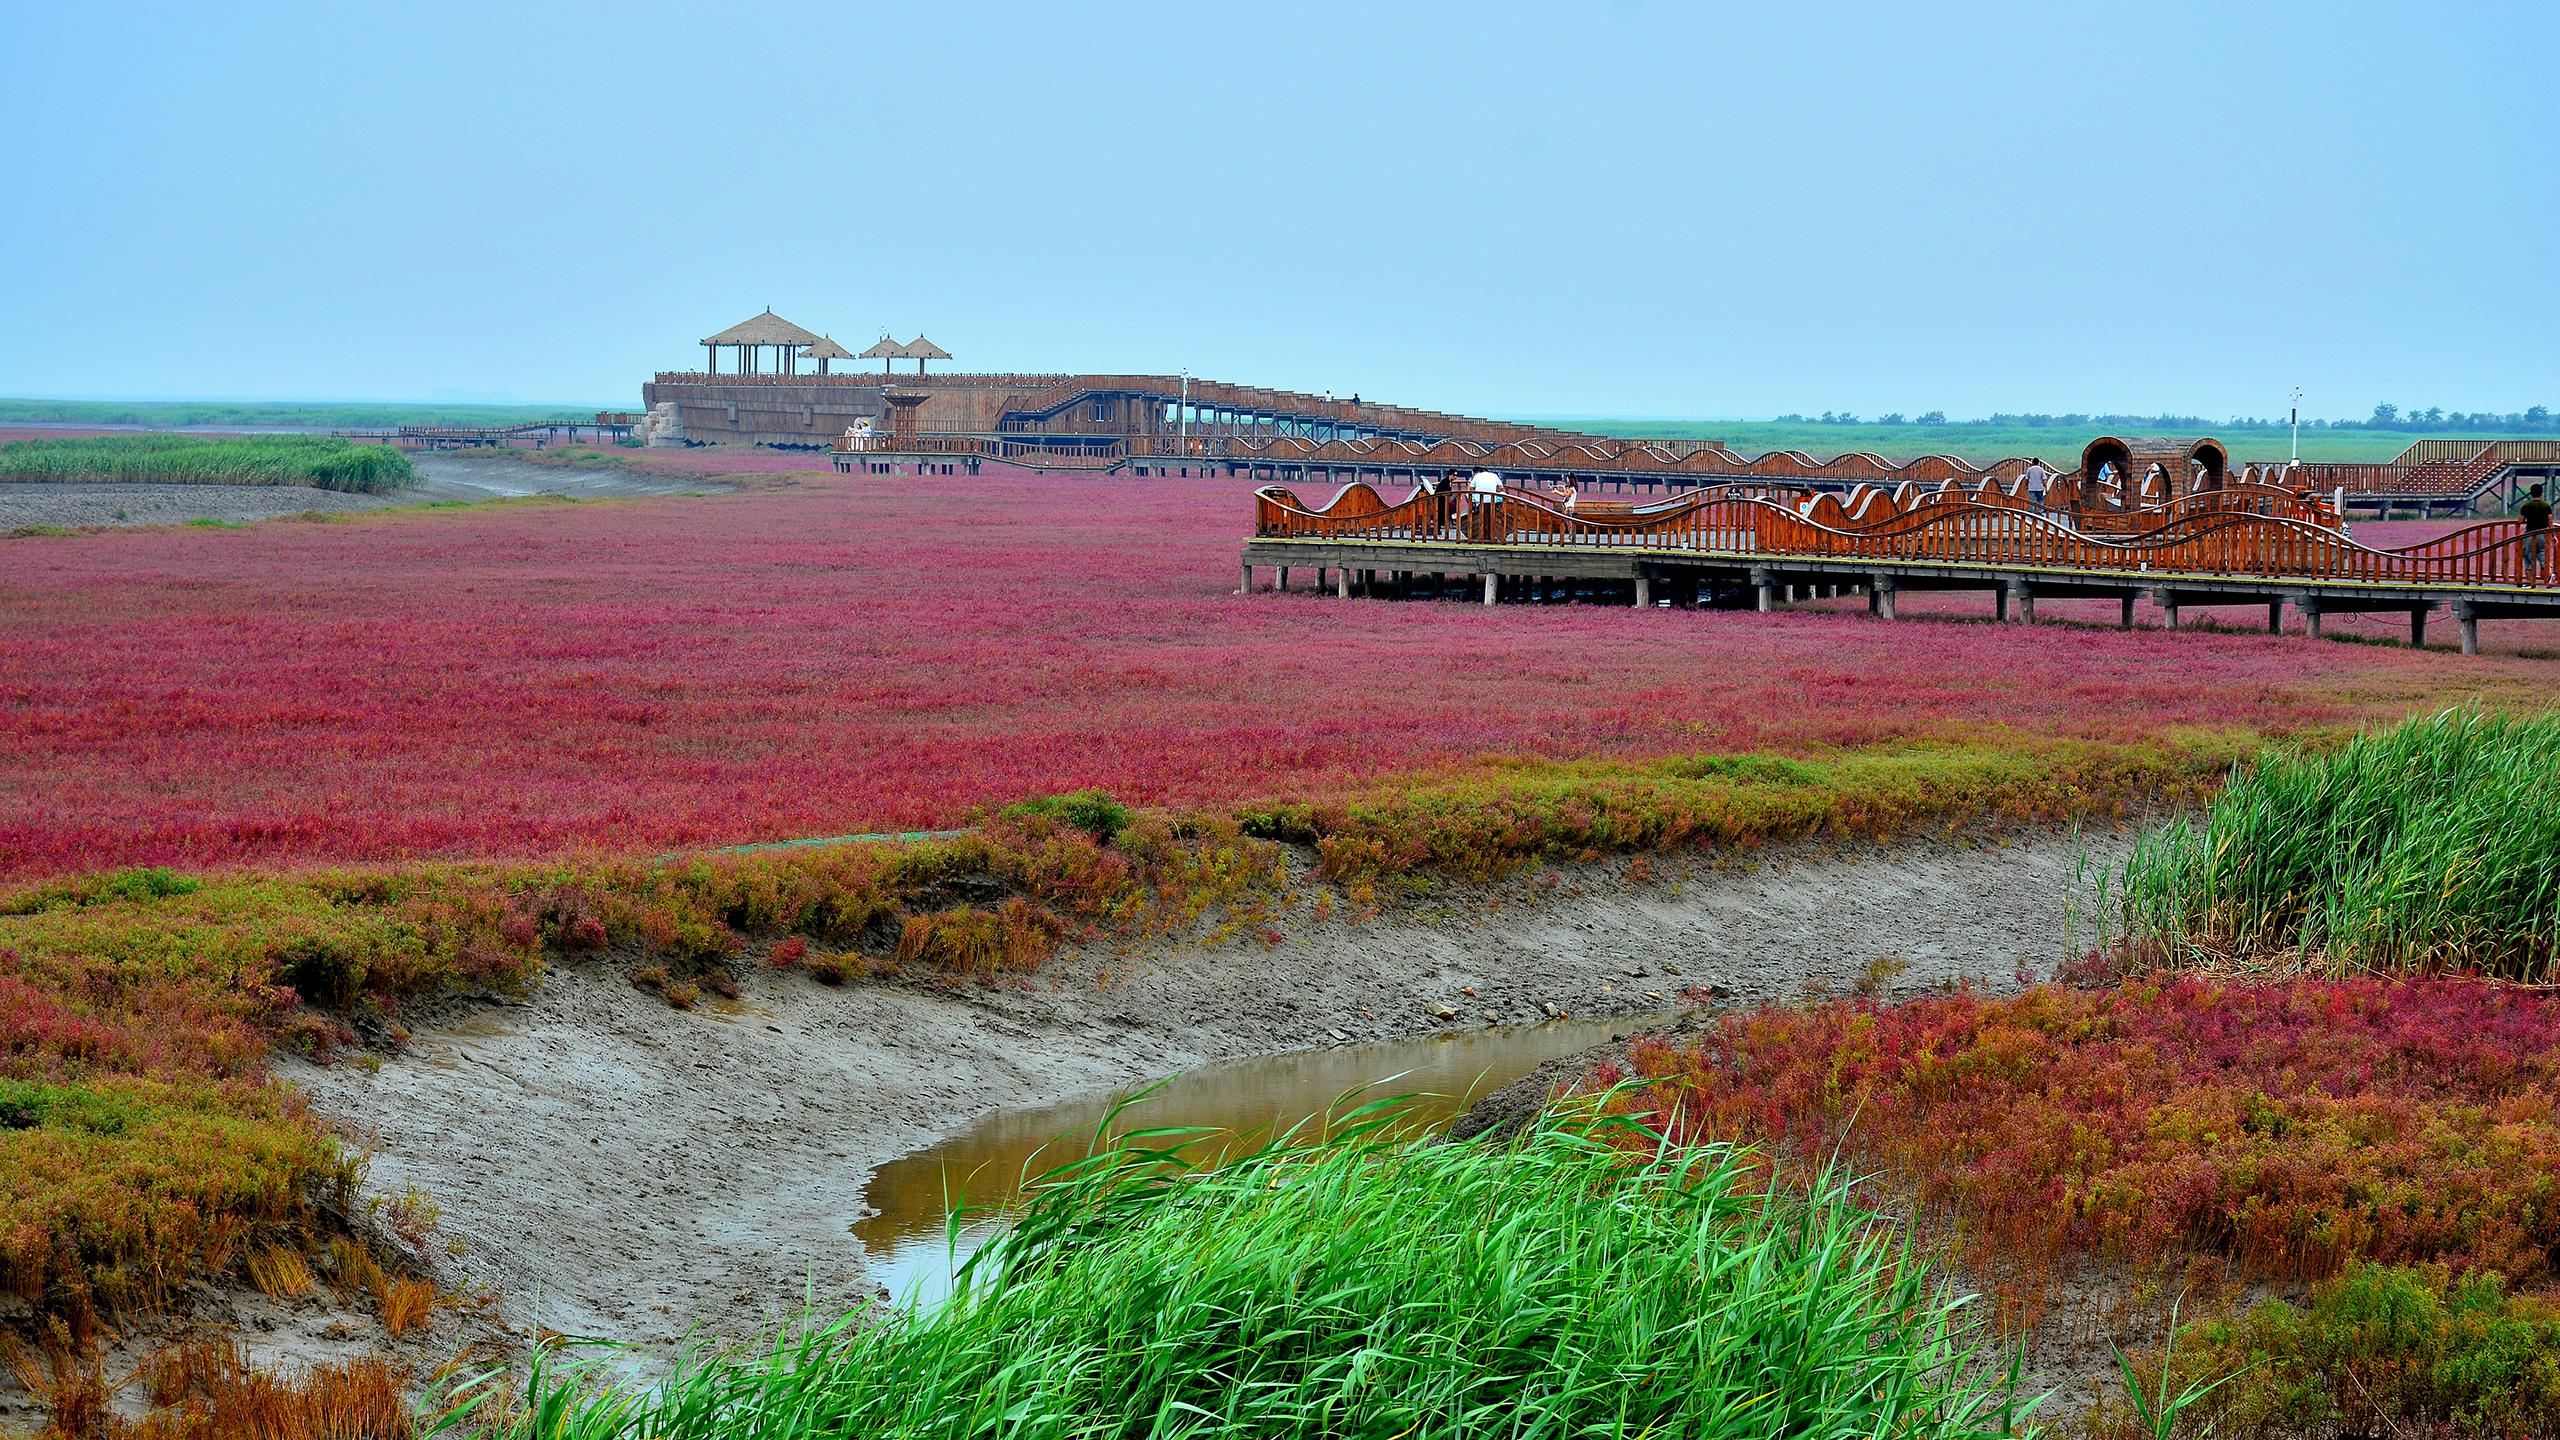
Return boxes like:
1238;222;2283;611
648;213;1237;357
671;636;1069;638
2521;484;2552;573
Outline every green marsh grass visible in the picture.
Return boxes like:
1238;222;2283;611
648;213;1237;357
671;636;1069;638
1552;419;2544;466
2109;707;2560;976
0;434;413;492
439;1102;2035;1439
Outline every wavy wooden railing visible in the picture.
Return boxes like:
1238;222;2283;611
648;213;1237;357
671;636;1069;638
1254;483;2556;589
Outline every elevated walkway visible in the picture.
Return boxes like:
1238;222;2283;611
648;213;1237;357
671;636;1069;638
1240;479;2560;654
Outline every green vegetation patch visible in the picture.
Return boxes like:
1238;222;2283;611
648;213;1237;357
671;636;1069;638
460;1106;2032;1439
1552;419;2551;466
2109;707;2560;978
1245;729;2247;900
2099;1264;2560;1440
0;397;609;429
0;434;414;493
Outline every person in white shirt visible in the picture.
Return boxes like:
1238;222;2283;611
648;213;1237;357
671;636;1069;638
1469;469;1504;497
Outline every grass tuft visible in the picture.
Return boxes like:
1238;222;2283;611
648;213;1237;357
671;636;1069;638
442;1102;2032;1439
2109;707;2560;977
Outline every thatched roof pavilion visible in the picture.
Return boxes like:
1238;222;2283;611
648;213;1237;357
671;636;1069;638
901;335;953;374
700;309;824;376
798;334;857;377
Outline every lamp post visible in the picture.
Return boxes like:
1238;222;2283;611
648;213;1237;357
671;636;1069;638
1179;369;1190;451
2290;386;2303;465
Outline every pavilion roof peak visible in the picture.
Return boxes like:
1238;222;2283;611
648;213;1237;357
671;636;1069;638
904;334;952;360
856;333;906;360
799;334;857;361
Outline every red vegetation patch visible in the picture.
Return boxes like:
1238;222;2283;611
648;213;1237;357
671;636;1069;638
1;471;2538;883
1622;976;2560;1299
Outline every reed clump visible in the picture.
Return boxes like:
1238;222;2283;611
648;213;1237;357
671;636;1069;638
2109;707;2560;977
0;435;414;493
447;1103;2032;1439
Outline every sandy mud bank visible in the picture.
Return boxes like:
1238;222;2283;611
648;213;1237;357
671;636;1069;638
288;828;2124;1353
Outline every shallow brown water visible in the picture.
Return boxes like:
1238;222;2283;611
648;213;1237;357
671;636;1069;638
852;1014;1658;1305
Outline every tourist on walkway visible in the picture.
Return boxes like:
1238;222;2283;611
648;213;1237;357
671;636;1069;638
2521;484;2551;572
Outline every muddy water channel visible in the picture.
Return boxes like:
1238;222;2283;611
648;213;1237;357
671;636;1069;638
854;1014;1660;1305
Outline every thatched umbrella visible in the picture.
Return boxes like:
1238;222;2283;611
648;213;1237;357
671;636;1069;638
858;334;905;375
799;334;857;378
904;335;953;375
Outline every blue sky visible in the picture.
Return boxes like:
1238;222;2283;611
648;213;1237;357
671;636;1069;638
2;0;2551;420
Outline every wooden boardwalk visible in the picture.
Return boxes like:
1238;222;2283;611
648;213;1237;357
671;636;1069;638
1240;479;2560;654
336;416;637;449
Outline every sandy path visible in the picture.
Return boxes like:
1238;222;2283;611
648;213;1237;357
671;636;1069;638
285;828;2126;1353
0;453;721;529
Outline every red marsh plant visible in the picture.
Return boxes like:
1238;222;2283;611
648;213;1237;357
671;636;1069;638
5;469;2540;883
1613;975;2560;1322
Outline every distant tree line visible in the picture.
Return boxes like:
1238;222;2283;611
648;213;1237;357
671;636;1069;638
1772;406;2557;433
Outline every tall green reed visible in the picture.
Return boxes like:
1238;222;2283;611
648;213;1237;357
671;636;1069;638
0;434;413;492
436;1100;2036;1439
2110;707;2560;977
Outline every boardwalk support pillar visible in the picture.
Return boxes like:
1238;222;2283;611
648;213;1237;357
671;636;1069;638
1482;572;1497;607
1336;569;1351;599
2120;594;2136;628
2007;579;2036;624
2298;594;2323;640
2153;588;2179;629
1277;566;1289;593
2410;604;2429;648
1751;567;1776;613
1634;570;1652;608
1240;563;1253;594
2267;600;2283;634
1994;586;2008;622
2456;599;2478;655
1871;574;1898;621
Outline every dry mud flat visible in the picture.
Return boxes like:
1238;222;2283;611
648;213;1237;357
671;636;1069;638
0;453;720;529
289;828;2126;1356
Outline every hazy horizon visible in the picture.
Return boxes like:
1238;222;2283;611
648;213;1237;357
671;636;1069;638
5;1;2553;420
